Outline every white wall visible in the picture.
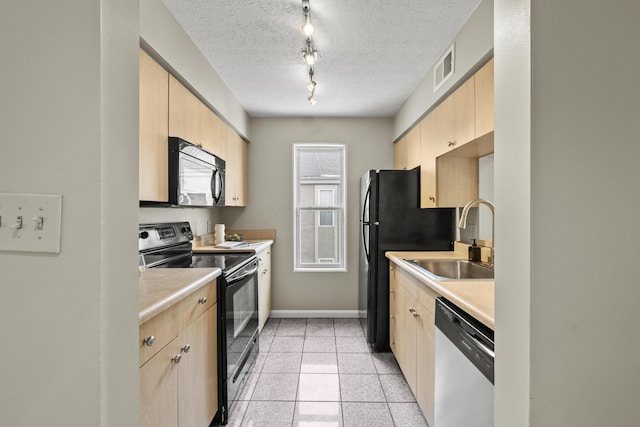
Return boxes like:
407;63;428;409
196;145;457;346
496;1;640;425
0;1;139;426
139;0;250;138
139;207;223;237
528;2;640;425
494;0;531;424
394;0;494;140
221;118;393;312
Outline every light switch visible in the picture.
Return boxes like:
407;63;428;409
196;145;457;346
0;193;63;254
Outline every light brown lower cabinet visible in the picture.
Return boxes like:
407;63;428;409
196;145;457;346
140;281;218;427
389;263;437;426
257;246;272;331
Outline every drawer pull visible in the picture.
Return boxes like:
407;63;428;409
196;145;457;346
171;354;182;364
181;344;191;354
198;297;207;305
143;336;156;347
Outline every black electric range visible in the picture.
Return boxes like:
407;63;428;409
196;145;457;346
138;222;260;426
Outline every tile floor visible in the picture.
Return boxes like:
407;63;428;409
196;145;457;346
227;318;429;427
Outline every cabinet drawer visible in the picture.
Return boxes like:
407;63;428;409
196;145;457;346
396;266;438;315
177;281;217;332
396;267;419;299
140;306;180;367
415;283;438;316
140;280;217;367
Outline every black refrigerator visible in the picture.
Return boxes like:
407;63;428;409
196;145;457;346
358;168;455;351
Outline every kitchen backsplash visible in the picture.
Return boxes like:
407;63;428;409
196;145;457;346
139;207;223;236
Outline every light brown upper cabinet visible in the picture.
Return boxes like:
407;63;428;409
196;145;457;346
224;129;247;207
393;135;408;170
419;113;438;207
436;77;476;156
474;58;494;138
139;49;169;202
420;77;477;208
394;126;421;170
140;49;249;207
413;58;494;208
169;76;207;150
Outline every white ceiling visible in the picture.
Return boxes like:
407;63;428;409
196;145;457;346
160;0;481;118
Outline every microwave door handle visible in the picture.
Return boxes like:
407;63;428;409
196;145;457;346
211;169;222;203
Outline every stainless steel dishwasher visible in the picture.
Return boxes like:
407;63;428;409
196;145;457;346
434;297;494;427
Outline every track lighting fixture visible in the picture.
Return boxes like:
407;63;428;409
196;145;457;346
304;41;318;66
307;67;317;105
302;8;314;36
301;0;319;105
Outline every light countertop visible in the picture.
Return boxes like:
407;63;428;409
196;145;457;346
138;268;221;324
192;239;273;254
386;251;494;330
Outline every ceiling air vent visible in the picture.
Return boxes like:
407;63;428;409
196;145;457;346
434;43;455;92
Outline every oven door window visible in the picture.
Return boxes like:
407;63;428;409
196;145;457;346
178;153;218;206
225;269;259;377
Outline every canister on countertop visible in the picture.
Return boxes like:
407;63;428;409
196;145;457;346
214;224;225;245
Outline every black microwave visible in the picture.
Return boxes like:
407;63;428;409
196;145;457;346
168;137;226;207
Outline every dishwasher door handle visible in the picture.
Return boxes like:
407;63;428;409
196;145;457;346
462;329;495;359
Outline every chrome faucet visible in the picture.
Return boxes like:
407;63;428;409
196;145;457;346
458;198;495;267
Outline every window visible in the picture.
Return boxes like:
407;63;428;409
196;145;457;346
293;144;346;271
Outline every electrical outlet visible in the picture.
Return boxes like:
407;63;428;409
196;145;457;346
0;193;63;253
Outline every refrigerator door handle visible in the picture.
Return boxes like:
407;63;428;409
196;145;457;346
362;184;371;224
362;182;373;262
362;223;370;262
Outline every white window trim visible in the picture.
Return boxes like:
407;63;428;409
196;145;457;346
316;188;336;228
293;143;347;272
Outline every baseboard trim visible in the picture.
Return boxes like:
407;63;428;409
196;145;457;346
270;310;361;319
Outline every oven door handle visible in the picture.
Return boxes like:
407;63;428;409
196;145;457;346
226;260;259;284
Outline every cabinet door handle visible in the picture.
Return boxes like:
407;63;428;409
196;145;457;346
408;307;415;314
390;315;395;319
198;297;207;305
390;289;395;294
171;354;182;364
448;140;456;147
143;336;155;347
428;196;436;202
181;344;191;354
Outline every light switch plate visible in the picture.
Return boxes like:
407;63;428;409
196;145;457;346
0;193;63;254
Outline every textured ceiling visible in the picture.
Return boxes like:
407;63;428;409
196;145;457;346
160;0;481;117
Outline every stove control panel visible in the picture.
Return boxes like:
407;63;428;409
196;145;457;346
138;221;193;252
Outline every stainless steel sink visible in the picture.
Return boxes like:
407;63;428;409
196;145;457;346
404;259;494;280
